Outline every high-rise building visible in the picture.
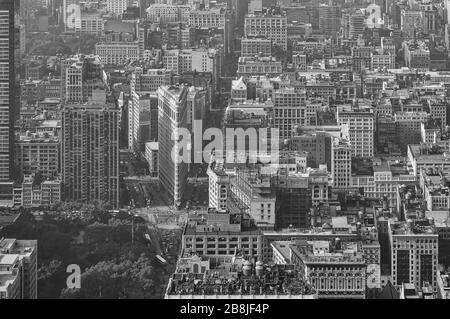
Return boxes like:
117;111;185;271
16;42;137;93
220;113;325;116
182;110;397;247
64;59;83;103
129;68;172;150
62;98;120;208
331;138;352;189
0;0;16;205
157;85;190;207
337;108;374;158
342;11;364;40
318;4;340;39
129;92;158;151
61;55;105;104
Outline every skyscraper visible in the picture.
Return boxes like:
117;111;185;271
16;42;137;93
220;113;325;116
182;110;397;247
157;85;189;208
62;98;120;208
318;4;340;39
0;0;17;204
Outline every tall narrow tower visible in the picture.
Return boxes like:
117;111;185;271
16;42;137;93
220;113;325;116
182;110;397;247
0;0;16;196
157;85;189;208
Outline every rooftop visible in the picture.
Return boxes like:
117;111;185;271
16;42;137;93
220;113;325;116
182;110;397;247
167;261;315;297
390;219;438;236
184;209;260;235
290;241;365;265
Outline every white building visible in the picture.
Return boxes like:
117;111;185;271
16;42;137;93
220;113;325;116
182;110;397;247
14;176;62;208
332;138;352;189
75;12;104;34
95;42;140;65
146;4;190;23
189;8;226;29
237;56;282;77
106;0;130;16
245;14;288;50
157;85;190;207
162;49;219;75
207;157;231;212
389;219;439;290
241;37;272;58
337;108;374;158
145;142;159;177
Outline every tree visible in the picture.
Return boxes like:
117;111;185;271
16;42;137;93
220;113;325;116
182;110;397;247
38;230;72;261
60;254;158;299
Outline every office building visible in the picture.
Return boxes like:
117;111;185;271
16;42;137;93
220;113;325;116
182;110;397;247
289;132;333;170
146;4;190;24
106;0;130;16
273;88;307;140
337;108;374;158
129;92;158;151
95;42;140;65
228;167;276;230
145;142;158;178
292;53;307;71
245;14;287;50
241;37;272;58
272;171;313;229
189;8;227;29
207;156;231;212
157;85;190;207
237;56;282;77
181;208;263;258
395;112;429;151
389;218;439;289
318;4;340;39
287;240;367;299
332;138;352;189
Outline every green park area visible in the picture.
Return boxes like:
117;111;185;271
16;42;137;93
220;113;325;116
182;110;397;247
0;207;181;299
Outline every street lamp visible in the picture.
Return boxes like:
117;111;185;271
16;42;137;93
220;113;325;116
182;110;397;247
128;199;137;244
